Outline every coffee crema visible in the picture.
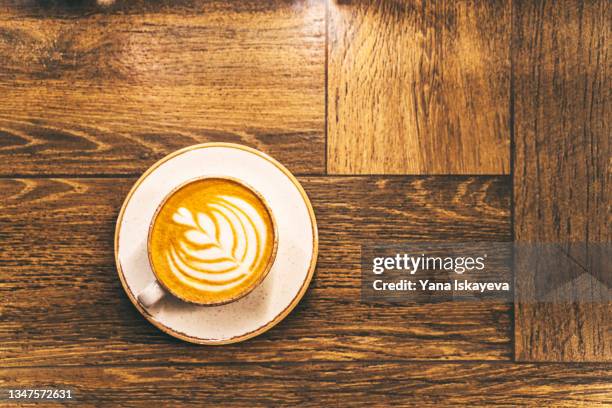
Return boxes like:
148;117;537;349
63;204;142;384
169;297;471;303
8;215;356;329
149;178;277;305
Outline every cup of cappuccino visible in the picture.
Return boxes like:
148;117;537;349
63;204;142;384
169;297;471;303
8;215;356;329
137;176;278;307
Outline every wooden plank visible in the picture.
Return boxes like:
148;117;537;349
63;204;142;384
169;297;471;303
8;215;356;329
1;363;610;406
0;176;511;366
327;0;510;175
513;0;611;361
0;0;325;176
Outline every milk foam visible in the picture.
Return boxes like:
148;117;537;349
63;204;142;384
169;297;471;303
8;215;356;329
167;195;269;293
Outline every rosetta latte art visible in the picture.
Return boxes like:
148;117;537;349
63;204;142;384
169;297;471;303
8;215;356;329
169;197;268;293
149;178;276;304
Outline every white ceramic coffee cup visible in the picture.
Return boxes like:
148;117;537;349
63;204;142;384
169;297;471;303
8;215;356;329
136;176;278;308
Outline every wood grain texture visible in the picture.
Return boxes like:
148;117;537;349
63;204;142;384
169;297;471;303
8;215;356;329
327;0;510;175
1;363;611;407
0;176;511;366
0;0;325;176
513;0;611;362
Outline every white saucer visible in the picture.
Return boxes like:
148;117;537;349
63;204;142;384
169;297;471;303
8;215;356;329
115;143;318;344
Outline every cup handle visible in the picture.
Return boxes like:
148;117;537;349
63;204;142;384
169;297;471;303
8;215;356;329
137;280;166;308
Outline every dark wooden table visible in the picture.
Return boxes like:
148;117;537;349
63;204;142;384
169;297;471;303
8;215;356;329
0;0;609;406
